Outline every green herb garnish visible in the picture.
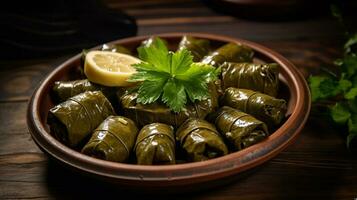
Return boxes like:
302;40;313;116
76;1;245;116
309;34;357;148
128;37;220;112
308;4;357;148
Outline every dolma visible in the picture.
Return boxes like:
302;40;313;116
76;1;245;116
47;91;115;147
52;79;118;103
201;43;254;67
176;118;228;162
101;44;131;55
82;116;138;162
221;62;279;97
220;88;287;126
209;106;269;150
120;83;219;128
140;36;168;48
178;36;210;62
135;123;175;165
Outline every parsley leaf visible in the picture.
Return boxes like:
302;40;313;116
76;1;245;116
347;114;357;147
129;37;219;112
308;7;357;149
137;78;167;104
344;33;357;55
162;79;187;112
309;76;339;102
331;102;351;125
345;88;357;100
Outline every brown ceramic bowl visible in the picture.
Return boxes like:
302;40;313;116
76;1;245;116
27;33;310;190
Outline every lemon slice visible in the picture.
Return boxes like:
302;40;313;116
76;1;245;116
84;51;141;87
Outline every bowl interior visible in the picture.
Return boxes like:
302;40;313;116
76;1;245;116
29;33;308;186
40;36;293;135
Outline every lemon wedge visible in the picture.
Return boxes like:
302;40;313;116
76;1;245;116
84;51;141;87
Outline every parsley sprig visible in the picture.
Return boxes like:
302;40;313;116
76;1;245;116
308;4;357;148
309;33;357;148
128;37;220;112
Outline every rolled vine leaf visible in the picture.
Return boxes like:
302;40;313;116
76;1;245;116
47;91;116;147
135;123;176;165
82;116;138;162
176;118;228;162
220;87;287;127
201;43;254;67
221;62;279;97
120;83;219;128
178;35;210;62
208;106;269;150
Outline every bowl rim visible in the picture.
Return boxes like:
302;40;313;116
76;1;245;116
27;32;311;185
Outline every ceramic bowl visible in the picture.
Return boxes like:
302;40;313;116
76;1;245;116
27;33;310;190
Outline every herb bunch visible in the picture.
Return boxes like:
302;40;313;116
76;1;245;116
128;37;220;112
309;33;357;148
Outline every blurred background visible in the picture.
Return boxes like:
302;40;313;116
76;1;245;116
1;0;356;60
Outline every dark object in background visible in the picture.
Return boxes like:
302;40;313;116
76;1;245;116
204;0;328;21
0;0;137;59
331;0;357;35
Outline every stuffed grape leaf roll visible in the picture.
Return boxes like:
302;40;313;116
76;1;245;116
176;118;228;162
52;79;119;103
135;123;175;165
201;43;254;67
121;93;206;128
220;88;287;126
209;106;269;150
221;62;279;97
82;116;138;162
120;83;219;128
140;36;168;48
47;91;115;147
101;44;131;55
178;36;210;61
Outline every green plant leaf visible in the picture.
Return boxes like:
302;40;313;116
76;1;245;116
347;132;357;148
344;33;357;55
162;79;186;112
308;76;339;102
182;80;209;102
129;37;219;112
136;78;168;104
341;55;357;77
331;102;351;125
137;38;171;73
338;79;352;92
171;48;193;74
345;87;357;100
348;114;357;133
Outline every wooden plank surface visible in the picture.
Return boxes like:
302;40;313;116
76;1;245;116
1;0;356;199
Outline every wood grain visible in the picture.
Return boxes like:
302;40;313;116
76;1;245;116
0;0;356;199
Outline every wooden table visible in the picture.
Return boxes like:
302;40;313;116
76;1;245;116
1;0;356;199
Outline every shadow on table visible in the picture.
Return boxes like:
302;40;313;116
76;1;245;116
44;158;257;199
44;155;349;199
